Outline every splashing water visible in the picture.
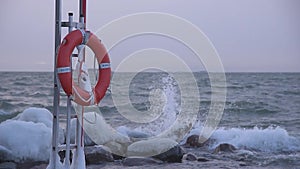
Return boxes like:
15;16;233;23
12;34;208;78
210;126;300;152
135;75;180;136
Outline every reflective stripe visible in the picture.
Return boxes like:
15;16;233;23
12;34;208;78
57;67;71;74
99;63;110;69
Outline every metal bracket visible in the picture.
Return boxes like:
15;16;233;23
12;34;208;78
61;22;85;29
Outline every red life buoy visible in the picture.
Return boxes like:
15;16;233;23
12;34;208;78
56;29;111;106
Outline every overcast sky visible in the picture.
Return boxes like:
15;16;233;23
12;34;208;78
0;0;299;72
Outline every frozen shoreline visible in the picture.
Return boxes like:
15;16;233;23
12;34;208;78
1;107;300;169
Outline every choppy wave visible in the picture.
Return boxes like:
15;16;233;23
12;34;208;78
225;100;280;114
0;101;15;111
0;109;11;116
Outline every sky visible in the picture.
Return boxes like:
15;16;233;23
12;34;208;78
0;0;299;72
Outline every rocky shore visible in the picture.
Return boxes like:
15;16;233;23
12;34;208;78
1;108;296;169
0;134;277;169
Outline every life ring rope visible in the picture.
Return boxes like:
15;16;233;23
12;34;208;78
72;86;94;104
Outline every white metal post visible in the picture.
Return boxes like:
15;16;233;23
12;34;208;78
63;12;74;168
48;1;87;169
71;13;86;169
47;0;62;168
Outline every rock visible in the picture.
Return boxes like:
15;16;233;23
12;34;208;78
112;154;124;160
17;161;46;169
0;120;51;162
82;112;131;146
117;126;150;139
197;157;210;162
13;107;52;128
84;145;114;164
239;162;248;166
29;164;48;169
127;138;178;157
58;150;72;162
182;153;197;161
153;145;185;163
122;157;163;166
213;143;237;154
184;135;210;147
12;107;65;144
104;141;128;157
0;146;13;163
127;138;185;163
0;162;16;169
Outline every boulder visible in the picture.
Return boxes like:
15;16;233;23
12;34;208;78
17;161;46;169
182;153;197;161
0;162;16;169
184;134;210;147
82;112;131;146
104;141;128;157
117;126;150;139
84;145;114;164
213;143;237;154
70;118;95;146
13;107;52;128
127;138;178;157
153;145;185;163
197;157;210;162
122;157;163;166
29;164;48;169
0;120;51;162
58;150;72;162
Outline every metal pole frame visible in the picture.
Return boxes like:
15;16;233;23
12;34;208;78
73;1;87;168
50;0;86;168
51;0;62;168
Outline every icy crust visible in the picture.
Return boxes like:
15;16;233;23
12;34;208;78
0;107;64;162
13;107;53;128
82;111;131;146
0;116;51;162
1;107;300;163
127;138;178;157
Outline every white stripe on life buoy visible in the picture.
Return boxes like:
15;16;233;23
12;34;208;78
57;67;71;74
99;63;110;69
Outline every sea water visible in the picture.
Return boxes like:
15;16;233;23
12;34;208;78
0;72;299;167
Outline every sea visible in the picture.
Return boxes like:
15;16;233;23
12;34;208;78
0;71;300;168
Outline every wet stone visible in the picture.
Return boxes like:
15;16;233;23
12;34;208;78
122;157;163;166
197;157;210;162
0;162;17;169
17;161;46;169
213;143;237;154
153;145;186;163
84;145;114;164
29;163;47;169
182;153;197;161
184;135;210;147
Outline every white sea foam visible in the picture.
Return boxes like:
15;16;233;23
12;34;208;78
210;126;300;152
180;122;300;153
